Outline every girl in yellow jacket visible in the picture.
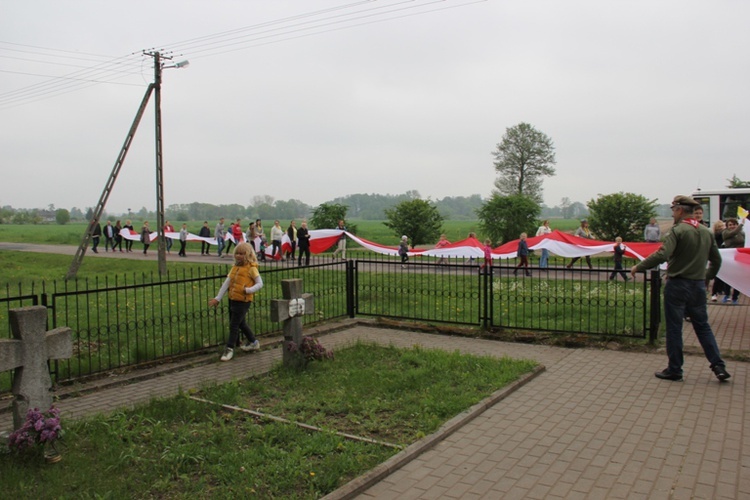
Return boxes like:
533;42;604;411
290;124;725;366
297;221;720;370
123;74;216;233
209;242;263;361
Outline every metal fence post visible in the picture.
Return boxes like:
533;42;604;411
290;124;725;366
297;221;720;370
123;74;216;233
648;270;661;345
481;266;490;330
346;259;355;318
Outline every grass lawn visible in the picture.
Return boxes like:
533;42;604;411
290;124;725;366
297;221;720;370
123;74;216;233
0;219;583;249
0;250;225;285
0;342;536;499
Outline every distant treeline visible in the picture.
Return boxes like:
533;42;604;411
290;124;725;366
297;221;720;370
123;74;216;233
1;192;673;224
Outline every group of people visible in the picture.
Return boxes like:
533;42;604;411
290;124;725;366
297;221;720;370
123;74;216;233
521;197;737;383
90;218;136;253
102;217;317;266
211;217;312;265
138;220;189;256
90;218;197;256
635;206;745;304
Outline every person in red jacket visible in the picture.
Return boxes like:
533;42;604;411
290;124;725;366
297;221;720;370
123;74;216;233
225;218;243;254
163;221;175;253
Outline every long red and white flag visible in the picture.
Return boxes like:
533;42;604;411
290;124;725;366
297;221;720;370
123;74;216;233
118;227;750;296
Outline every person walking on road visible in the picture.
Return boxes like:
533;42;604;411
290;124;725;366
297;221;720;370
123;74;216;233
332;220;347;259
434;234;451;265
199;221;211;255
270;220;284;260
535;220;552;268
140;221;151;255
163;221;175;253
567;219;594;269
286;220;297;261
91;219;102;253
609;237;630;281
124;220;135;252
113;220;123;252
297;220;311;266
513;233;531;277
398;235;409;268
178;223;188;257
631;195;730;382
215;218;226;258
103;220;115;251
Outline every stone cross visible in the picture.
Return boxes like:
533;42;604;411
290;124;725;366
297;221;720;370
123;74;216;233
270;279;315;366
0;306;72;430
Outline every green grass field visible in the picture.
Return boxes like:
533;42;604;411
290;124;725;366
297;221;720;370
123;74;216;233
0;218;582;248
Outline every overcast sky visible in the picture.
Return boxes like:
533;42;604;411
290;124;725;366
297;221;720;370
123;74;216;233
2;0;748;215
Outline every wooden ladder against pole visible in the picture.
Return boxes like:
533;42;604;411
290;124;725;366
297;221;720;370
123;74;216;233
65;84;155;280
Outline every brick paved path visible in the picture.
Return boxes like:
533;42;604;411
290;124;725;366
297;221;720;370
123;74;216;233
685;294;750;352
349;329;748;500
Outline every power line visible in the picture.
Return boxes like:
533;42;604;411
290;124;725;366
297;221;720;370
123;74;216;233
157;0;376;51
0;40;134;61
0;52;143;109
0;69;144;87
0;0;484;109
0;53;142;78
162;0;480;59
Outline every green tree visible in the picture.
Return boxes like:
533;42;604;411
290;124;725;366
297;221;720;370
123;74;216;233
310;203;350;231
726;174;750;188
476;194;540;244
55;208;71;225
70;207;84;220
0;206;14;224
383;199;444;247
492;123;556;203
587;192;657;242
569;201;588;218
273;199;311;220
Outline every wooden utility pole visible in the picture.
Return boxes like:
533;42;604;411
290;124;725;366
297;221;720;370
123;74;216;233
153;51;167;276
66;51;184;279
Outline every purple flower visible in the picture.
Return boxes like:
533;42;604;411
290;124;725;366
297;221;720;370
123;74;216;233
7;405;63;453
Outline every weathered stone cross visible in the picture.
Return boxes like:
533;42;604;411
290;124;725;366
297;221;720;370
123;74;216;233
270;279;315;366
0;306;72;430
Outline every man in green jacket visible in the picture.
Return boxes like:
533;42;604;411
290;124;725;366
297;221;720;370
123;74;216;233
631;195;730;382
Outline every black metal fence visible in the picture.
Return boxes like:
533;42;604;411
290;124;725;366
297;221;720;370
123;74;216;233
352;255;659;338
1;254;659;394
